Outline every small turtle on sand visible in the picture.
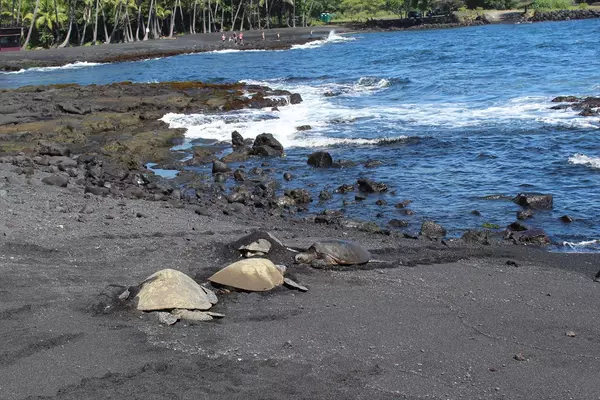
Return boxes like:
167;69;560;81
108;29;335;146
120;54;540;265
294;239;371;268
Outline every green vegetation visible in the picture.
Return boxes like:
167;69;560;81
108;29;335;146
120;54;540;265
0;0;595;49
530;0;573;10
482;222;500;229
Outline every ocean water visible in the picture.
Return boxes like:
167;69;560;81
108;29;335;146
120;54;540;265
2;22;600;250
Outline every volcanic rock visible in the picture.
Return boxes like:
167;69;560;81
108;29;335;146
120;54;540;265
290;93;303;104
42;175;69;187
389;219;409;228
212;160;231;174
307;151;333;168
37;141;71;157
517;209;534;220
232;131;245;147
357;178;388;193
334;184;354;194
420;221;446;238
513;193;553;209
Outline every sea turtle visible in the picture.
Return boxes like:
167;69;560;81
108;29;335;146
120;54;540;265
294;239;371;268
135;268;215;311
209;258;284;292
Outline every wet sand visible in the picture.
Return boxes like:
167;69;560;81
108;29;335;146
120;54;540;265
0;27;350;72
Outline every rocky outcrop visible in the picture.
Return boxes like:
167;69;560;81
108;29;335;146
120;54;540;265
550;96;600;116
530;9;600;22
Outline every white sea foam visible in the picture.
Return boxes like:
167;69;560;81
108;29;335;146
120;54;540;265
1;61;102;74
207;48;271;54
291;30;355;50
562;239;600;249
161;76;406;148
568;153;600;169
160;79;599;150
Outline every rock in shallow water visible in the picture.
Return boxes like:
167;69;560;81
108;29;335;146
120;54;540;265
212;160;231;174
307;151;333;168
513;193;553;209
252;133;284;157
357;178;387;193
290;93;303;104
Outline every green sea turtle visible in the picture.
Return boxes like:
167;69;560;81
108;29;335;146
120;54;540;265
294;239;371;268
135;268;215;311
209;258;284;291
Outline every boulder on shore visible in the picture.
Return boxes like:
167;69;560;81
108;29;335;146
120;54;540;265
420;220;446;238
252;133;284;157
231;131;244;147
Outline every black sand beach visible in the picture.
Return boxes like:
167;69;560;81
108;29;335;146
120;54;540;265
0;27;350;72
0;81;599;399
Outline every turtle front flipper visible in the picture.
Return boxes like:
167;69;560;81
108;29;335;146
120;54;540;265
295;251;316;264
311;254;338;268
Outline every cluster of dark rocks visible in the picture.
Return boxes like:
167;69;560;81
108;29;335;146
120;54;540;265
357;14;488;31
550;96;600;117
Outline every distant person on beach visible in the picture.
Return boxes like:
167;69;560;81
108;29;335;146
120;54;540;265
221;33;225;42
239;32;244;45
262;30;265;40
277;33;280;40
233;32;237;44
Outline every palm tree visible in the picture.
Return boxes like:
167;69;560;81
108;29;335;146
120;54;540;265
22;0;40;49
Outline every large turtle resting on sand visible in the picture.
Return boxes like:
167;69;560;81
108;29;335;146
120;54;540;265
294;239;371;268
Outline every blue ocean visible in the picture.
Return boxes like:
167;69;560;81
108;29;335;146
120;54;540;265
2;20;599;250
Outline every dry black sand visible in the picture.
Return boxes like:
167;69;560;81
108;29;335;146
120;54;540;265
1;160;599;400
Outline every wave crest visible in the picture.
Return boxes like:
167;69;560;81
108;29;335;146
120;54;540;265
568;153;600;169
291;30;355;50
0;61;102;74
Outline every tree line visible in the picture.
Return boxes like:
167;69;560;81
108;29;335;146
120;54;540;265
1;0;333;48
0;0;590;49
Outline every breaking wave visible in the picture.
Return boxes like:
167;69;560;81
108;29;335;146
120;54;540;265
561;239;600;251
1;61;102;74
291;30;356;50
568;153;600;169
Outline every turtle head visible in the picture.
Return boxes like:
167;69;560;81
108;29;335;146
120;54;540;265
295;252;316;264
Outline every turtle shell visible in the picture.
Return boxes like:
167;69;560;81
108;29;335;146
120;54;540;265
310;240;371;265
209;258;284;292
135;269;213;311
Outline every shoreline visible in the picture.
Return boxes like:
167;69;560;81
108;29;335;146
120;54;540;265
0;81;596;250
0;27;347;72
2;12;600;72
